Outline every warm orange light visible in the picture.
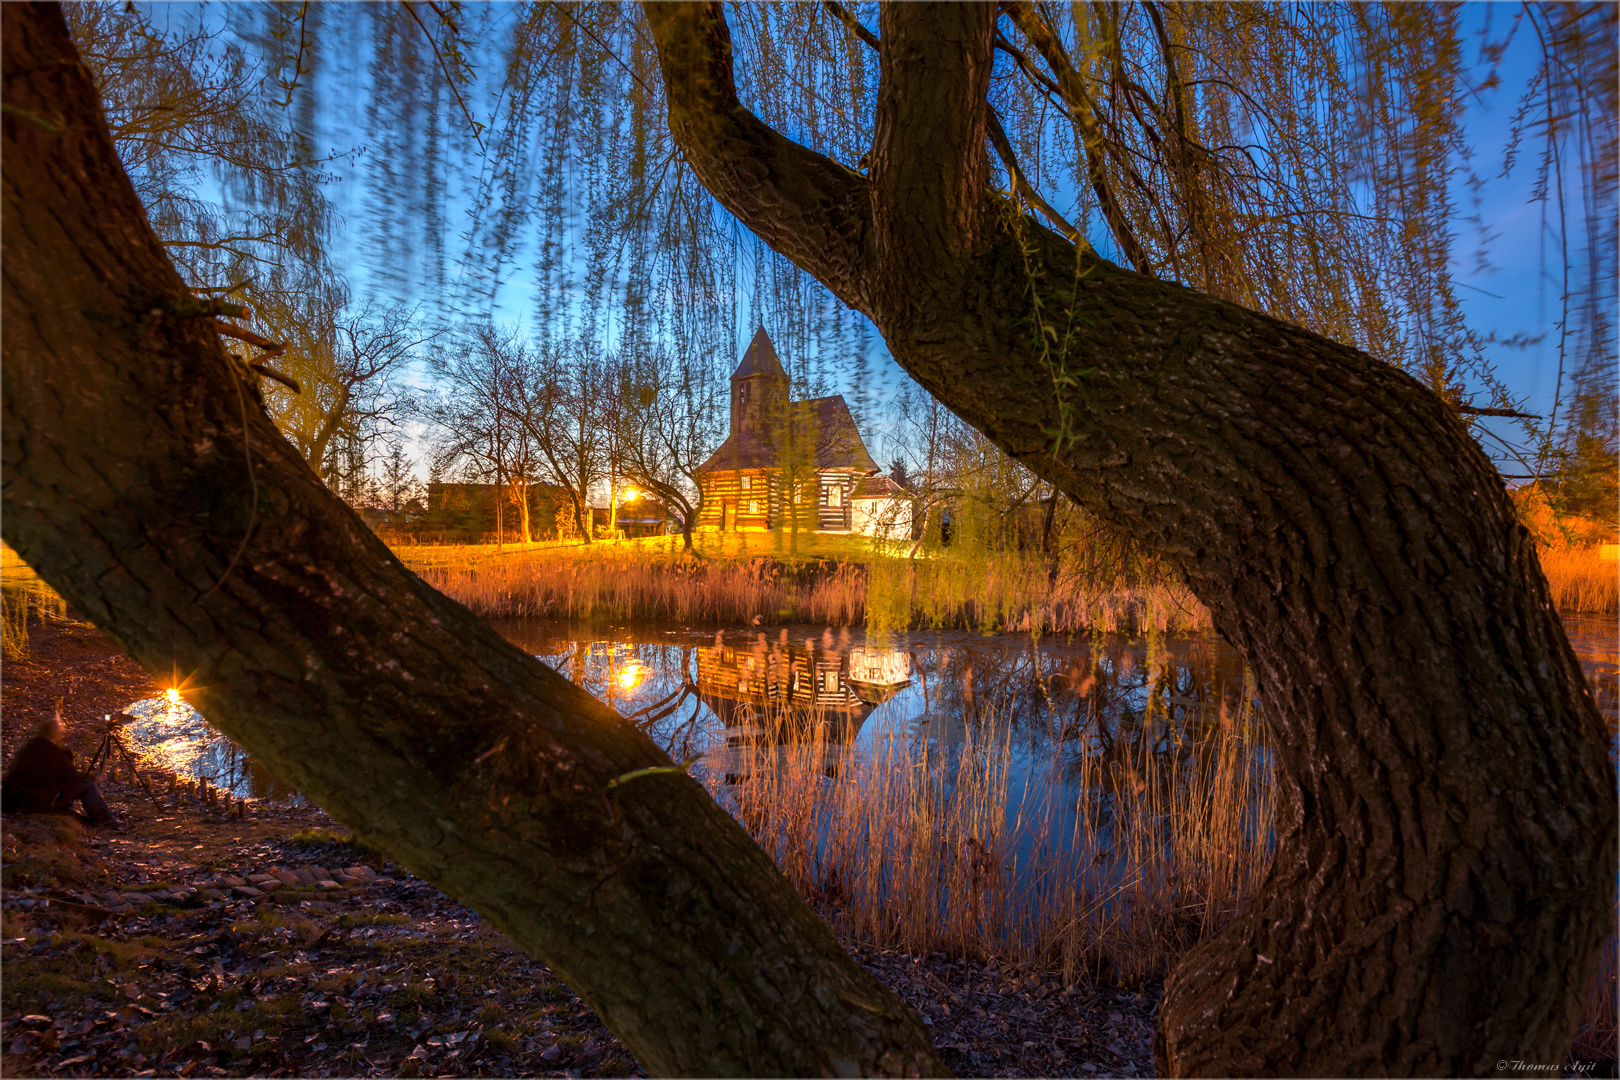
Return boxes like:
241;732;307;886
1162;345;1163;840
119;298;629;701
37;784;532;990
616;662;645;691
165;687;182;706
621;487;639;504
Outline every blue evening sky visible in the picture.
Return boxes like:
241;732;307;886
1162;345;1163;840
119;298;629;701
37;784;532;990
146;3;1599;480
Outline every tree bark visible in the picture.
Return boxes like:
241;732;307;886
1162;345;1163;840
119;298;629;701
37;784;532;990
0;5;946;1076
645;2;1616;1075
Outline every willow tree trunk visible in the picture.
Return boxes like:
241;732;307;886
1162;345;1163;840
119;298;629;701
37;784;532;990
645;3;1615;1075
0;6;945;1076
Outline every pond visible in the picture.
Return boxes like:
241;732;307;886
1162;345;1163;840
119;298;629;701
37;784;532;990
127;614;1613;802
126;622;1259;802
121;613;1617;980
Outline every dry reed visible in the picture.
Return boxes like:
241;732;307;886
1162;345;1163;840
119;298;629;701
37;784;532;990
401;542;1213;635
1573;929;1619;1067
408;550;868;627
704;678;1272;988
1538;542;1619;614
0;543;66;661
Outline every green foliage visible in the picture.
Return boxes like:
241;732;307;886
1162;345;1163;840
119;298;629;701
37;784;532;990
65;2;340;299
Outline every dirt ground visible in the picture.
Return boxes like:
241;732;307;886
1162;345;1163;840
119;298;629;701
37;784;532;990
2;607;1160;1078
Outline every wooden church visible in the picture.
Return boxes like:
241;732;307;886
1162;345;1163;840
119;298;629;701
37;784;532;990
695;328;894;534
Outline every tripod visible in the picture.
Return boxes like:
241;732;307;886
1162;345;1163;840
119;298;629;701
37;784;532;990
86;713;162;809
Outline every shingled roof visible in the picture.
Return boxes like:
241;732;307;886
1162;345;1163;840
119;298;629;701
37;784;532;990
697;395;879;474
732;327;789;380
851;474;909;500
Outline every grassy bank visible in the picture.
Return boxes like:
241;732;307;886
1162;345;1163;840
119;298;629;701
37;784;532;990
1;544;66;661
392;528;1616;635
391;532;1214;636
1538;542;1619;614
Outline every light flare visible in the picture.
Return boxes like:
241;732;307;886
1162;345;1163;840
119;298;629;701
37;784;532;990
165;687;182;706
616;662;646;691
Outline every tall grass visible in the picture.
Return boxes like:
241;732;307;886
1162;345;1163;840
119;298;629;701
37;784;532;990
1513;498;1619;615
704;688;1272;987
0;543;66;661
398;540;1213;635
1538;542;1618;614
407;549;870;627
1574;929;1618;1067
866;549;1211;636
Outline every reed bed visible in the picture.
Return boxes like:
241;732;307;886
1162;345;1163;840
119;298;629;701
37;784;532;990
401;542;1213;635
0;543;66;661
866;550;1211;636
408;551;868;627
1573;930;1619;1066
704;687;1273;988
1538;542;1619;614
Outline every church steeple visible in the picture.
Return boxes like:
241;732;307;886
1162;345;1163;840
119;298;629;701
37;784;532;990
730;327;790;436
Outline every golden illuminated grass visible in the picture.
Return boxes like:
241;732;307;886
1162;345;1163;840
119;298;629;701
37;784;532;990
1;542;66;660
1511;501;1618;615
392;533;1213;635
398;542;867;627
1538;542;1618;614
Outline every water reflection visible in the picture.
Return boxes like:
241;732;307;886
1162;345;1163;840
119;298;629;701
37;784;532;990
500;622;1262;806
119;615;1616;809
1563;614;1619;730
120;696;303;804
506;622;1275;956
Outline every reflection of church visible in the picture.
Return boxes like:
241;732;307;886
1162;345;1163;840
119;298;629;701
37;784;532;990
696;639;911;741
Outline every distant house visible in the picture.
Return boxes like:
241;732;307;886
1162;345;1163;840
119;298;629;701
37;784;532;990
695;328;885;534
586;499;669;539
850;474;912;539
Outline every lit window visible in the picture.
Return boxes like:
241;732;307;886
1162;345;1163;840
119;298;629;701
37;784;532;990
741;476;751;491
749;500;758;514
829;485;842;507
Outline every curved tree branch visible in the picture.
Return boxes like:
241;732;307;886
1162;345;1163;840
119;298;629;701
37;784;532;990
1;5;945;1075
644;3;1615;1075
645;2;875;312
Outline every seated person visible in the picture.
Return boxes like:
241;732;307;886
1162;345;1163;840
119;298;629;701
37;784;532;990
1;716;116;826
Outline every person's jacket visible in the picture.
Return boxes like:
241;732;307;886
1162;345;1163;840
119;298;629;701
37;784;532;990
1;737;87;812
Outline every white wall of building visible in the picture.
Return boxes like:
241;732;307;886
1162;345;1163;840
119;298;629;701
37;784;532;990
851;497;911;539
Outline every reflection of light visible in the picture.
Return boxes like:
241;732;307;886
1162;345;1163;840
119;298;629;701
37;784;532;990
165;688;182;706
617;662;645;691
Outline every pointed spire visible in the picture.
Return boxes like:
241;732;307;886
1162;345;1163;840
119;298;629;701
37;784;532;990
732;327;788;380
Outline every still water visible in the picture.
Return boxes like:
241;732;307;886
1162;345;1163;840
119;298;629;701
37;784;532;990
124;614;1617;808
